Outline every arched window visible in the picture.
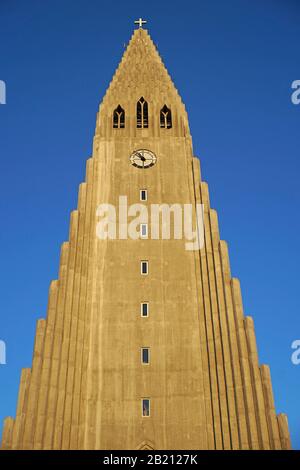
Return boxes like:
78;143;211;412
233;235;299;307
137;97;148;128
113;105;125;128
160;105;172;129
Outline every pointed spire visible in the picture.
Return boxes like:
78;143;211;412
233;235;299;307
100;28;184;107
95;27;190;140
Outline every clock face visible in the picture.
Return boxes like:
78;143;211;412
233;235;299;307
130;149;157;169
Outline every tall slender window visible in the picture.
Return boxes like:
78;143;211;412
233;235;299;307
140;189;147;201
140;224;148;238
160;105;172;129
141;302;149;317
142;399;150;417
137;97;148;128
141;348;150;364
141;261;148;275
113;105;125;128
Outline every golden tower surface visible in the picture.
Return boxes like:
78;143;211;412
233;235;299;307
1;25;291;450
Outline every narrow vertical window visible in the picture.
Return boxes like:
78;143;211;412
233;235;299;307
137;97;148;128
141;348;150;364
113;105;125;128
140;189;147;201
160;105;172;129
142;399;150;417
140;223;148;238
141;261;148;275
141;302;149;317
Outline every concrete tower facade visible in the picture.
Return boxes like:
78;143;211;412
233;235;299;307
1;26;291;450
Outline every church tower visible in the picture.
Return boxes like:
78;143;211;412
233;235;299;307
1;23;291;450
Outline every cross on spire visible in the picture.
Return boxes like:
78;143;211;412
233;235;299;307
134;17;147;29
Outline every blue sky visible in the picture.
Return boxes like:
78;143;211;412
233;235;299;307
0;0;299;449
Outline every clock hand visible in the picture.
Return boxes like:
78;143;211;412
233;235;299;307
136;152;146;161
